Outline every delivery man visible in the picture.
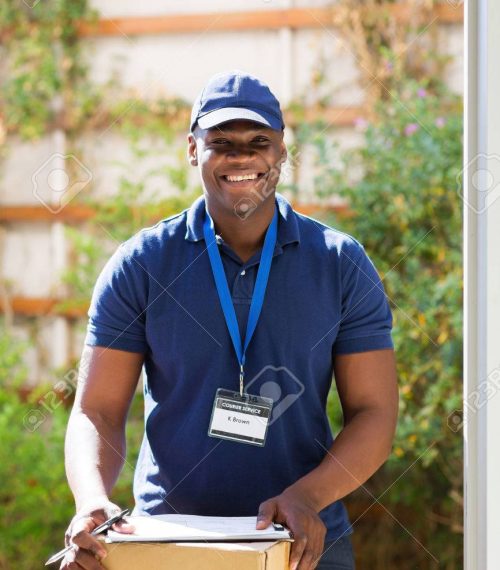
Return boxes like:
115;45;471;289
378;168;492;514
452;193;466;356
60;70;398;570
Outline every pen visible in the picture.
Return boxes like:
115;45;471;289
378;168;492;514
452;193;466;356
45;509;130;566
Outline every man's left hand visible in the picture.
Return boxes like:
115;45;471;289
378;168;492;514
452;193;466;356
256;489;327;570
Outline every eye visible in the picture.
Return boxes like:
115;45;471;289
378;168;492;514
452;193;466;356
211;139;231;145
253;136;270;144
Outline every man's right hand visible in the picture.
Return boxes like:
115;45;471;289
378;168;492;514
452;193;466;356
59;497;135;570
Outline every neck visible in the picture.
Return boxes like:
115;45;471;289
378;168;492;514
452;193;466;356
206;194;276;263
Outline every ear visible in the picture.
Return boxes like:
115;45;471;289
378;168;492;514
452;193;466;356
187;133;198;166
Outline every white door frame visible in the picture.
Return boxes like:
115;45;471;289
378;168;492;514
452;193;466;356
464;0;500;567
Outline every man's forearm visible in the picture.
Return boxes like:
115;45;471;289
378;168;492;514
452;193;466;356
65;410;126;510
283;408;396;512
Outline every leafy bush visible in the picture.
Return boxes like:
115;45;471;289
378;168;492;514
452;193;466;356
0;386;74;569
309;82;463;568
0;0;98;140
0;325;144;569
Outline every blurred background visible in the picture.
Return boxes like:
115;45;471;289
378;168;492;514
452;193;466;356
0;1;463;568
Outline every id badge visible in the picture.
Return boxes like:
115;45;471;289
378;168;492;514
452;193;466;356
208;388;273;446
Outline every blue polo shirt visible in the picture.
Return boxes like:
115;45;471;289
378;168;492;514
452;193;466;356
85;192;393;541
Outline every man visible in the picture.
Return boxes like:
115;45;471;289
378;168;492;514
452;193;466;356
61;70;398;570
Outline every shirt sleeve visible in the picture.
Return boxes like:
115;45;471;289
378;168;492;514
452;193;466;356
84;241;149;353
333;240;394;355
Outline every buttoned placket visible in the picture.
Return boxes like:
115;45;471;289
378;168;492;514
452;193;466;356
215;234;284;303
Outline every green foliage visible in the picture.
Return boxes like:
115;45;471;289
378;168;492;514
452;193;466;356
0;323;27;386
0;325;71;568
0;0;98;139
0;387;74;569
0;324;144;569
306;81;463;567
0;1;191;142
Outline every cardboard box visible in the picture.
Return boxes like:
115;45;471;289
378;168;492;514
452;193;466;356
101;539;291;570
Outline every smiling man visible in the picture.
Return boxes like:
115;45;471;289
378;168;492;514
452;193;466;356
61;71;398;570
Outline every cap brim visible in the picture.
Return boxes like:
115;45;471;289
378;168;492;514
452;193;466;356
196;107;283;131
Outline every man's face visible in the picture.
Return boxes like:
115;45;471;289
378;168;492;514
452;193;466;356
187;119;287;215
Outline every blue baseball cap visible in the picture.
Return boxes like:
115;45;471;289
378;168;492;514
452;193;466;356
190;70;284;132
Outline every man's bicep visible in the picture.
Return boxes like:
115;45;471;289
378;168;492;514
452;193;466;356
333;241;393;356
333;349;398;424
85;241;149;354
73;345;144;427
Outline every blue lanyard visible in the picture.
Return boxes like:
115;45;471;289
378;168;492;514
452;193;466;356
203;204;278;396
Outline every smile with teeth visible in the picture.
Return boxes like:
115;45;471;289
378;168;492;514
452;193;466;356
223;172;265;182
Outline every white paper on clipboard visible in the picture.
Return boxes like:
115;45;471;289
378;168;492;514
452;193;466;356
106;514;292;543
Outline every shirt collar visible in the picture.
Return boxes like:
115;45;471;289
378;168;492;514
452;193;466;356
185;192;301;247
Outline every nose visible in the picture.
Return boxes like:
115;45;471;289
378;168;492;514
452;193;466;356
226;145;256;160
225;151;257;171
